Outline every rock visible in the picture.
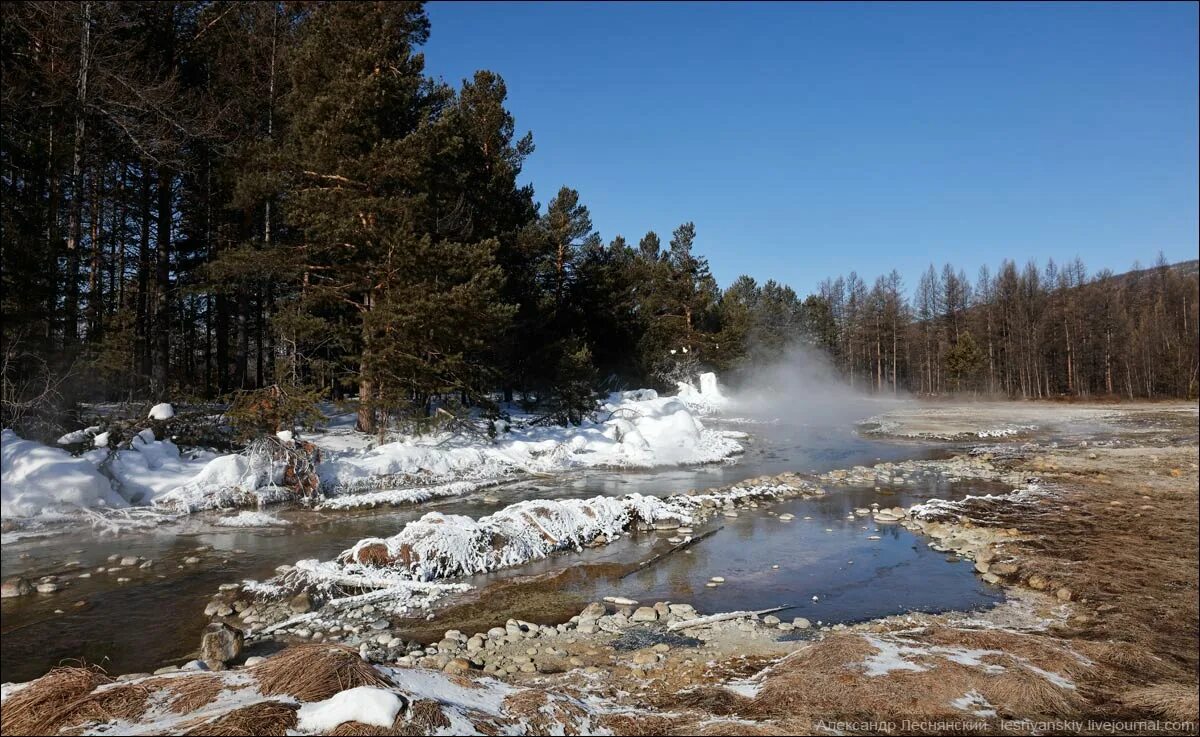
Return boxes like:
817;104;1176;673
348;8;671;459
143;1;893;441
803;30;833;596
631;651;658;666
777;622;794;632
709;576;725;583
762;615;780;626
982;573;1001;584
36;582;59;593
653;519;680;530
120;556;140;567
370;618;390;630
974;562;990;574
200;623;244;667
444;657;472;675
244;656;266;667
778;513;795;520
577;623;597;635
184;556;201;565
990;561;1020;577
289;592;312;614
216;604;233;617
604;596;638;606
182;659;209;672
1056;587;1073;602
487;627;507;640
631;607;658;623
153;666;180;675
580;602;607;620
792;617;811;629
1;577;33;598
1027;574;1049;591
667;604;697;617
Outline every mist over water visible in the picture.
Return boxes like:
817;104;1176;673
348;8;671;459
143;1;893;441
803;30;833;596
720;344;908;431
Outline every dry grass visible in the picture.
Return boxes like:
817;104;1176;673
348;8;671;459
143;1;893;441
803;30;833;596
979;665;1080;717
598;712;685;735
181;700;298;736
670;686;757;716
249;644;389;702
678;721;792;736
140;673;233;714
501;689;588;735
1121;683;1200;722
328;720;407;736
0;665;113;736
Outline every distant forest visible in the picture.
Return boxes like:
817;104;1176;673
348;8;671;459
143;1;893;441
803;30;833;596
3;2;1197;439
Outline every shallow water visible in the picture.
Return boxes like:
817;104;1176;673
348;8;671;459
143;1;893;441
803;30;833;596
0;413;995;683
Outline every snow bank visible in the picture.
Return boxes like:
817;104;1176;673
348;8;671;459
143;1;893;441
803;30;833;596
19;378;742;518
342;493;690;581
296;686;402;732
1;429;127;518
675;371;731;415
318;387;742;491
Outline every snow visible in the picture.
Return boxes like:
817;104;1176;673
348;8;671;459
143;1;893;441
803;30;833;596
951;689;997;717
6;378;742;519
57;426;100;445
214;510;290;527
1;429;128;518
295;686;402;733
675;371;731;415
148;402;175;420
342;493;690;581
317;389;741;492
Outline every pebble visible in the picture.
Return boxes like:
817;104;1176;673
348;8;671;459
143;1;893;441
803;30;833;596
778;513;794;521
709;576;725;583
183;557;201;565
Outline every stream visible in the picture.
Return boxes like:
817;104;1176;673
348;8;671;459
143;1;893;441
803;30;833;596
0;410;1004;684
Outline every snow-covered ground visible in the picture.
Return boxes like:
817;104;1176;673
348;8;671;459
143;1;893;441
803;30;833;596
1;375;744;522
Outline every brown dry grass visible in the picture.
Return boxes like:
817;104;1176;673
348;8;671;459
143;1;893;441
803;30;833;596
249;644;389;702
140;673;233;714
670;686;757;716
501;689;588;735
181;700;298;736
1121;683;1200;722
979;665;1080;716
0;665;113;736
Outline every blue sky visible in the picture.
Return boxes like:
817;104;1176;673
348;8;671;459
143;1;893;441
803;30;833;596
423;1;1198;294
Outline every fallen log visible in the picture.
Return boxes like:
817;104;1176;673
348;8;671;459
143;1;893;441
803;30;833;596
667;604;796;632
620;526;723;580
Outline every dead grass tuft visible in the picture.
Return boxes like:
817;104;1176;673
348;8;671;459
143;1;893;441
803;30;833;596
404;699;452;732
181;700;298;736
678;720;791;736
249;644;389;702
0;665;114;736
599;712;685;736
672;686;757;716
1121;683;1199;722
980;665;1079;716
328;720;406;736
141;674;233;714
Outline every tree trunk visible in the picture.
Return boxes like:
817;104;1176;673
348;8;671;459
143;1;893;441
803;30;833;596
152;167;171;393
64;1;92;345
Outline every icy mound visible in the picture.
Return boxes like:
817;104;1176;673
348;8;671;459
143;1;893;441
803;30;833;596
341;493;690;581
318;388;742;490
675;371;731;415
1;429;127;518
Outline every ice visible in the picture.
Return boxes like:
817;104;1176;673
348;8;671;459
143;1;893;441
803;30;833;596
342;493;690;581
296;686;402;732
214;510;290;527
675;371;730;415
